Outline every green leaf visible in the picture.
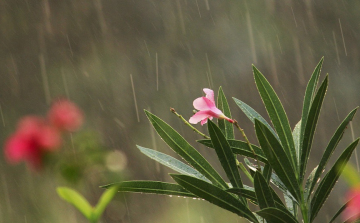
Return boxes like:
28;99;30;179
256;207;298;223
310;138;360;222
342;163;360;187
253;66;297;173
145;110;227;188
329;197;355;223
197;139;268;164
217;87;234;139
137;145;210;183
284;194;298;219
254;119;300;201
300;75;328;182
207;121;243;190
171;174;259;223
226;187;258;205
263;164;272;183
233;97;279;141
254;171;275;209
57;187;93;220
299;57;323;166
93;186;119;220
304;166;318;200
292;120;301;163
307;108;358;200
101;181;196;197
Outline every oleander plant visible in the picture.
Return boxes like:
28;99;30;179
103;58;360;223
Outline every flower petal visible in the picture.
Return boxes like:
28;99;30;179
189;110;213;124
203;88;215;104
193;97;213;111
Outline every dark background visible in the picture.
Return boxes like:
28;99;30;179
1;1;360;222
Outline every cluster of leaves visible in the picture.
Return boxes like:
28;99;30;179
103;58;359;223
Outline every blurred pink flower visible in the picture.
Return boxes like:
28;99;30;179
4;116;61;169
48;99;83;132
343;186;360;222
189;88;234;125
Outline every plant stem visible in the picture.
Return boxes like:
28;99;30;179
237;160;254;183
170;108;210;139
233;120;261;171
300;188;309;223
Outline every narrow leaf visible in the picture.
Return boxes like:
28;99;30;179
256;207;298;223
299;57;323;166
93;186;119;220
233;97;279;140
300;75;328;182
310;138;360;222
226;187;258;205
293;120;301;163
137;145;210;183
145;110;227;188
254;171;275;209
101;181;196;197
304;166;318;200
217;87;234;139
171;174;259;223
57;187;93;219
198;139;268;164
284;194;298;219
254;119;300;201
207;121;244;196
263;164;272;183
329;197;355;223
253;66;297;173
307;108;358;199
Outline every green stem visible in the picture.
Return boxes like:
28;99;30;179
237;160;254;183
300;188;309;223
233;120;261;171
170;108;210;139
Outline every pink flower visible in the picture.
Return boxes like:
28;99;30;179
189;88;234;125
4;116;61;169
48;99;83;132
343;186;360;222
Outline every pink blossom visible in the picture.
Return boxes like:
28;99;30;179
343;186;360;222
48;99;83;132
4;116;61;169
189;88;234;125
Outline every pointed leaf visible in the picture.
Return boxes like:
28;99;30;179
226;187;258;205
300;75;328;182
197;139;268;164
137;145;210;183
254;171;276;209
93;186;119;220
304;166;318;200
310;138;360;222
256;207;298;223
263;164;272;183
57;187;93;219
217;87;234;139
284;194;298;219
101;181;196;197
171;174;259;223
207;121;244;198
299;57;323;165
145;110;227;188
253;66;297;173
329;197;355;223
307;108;358;200
233;97;279;140
293;120;301;163
254;119;300;201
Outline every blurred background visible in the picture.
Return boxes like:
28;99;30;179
1;0;360;222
